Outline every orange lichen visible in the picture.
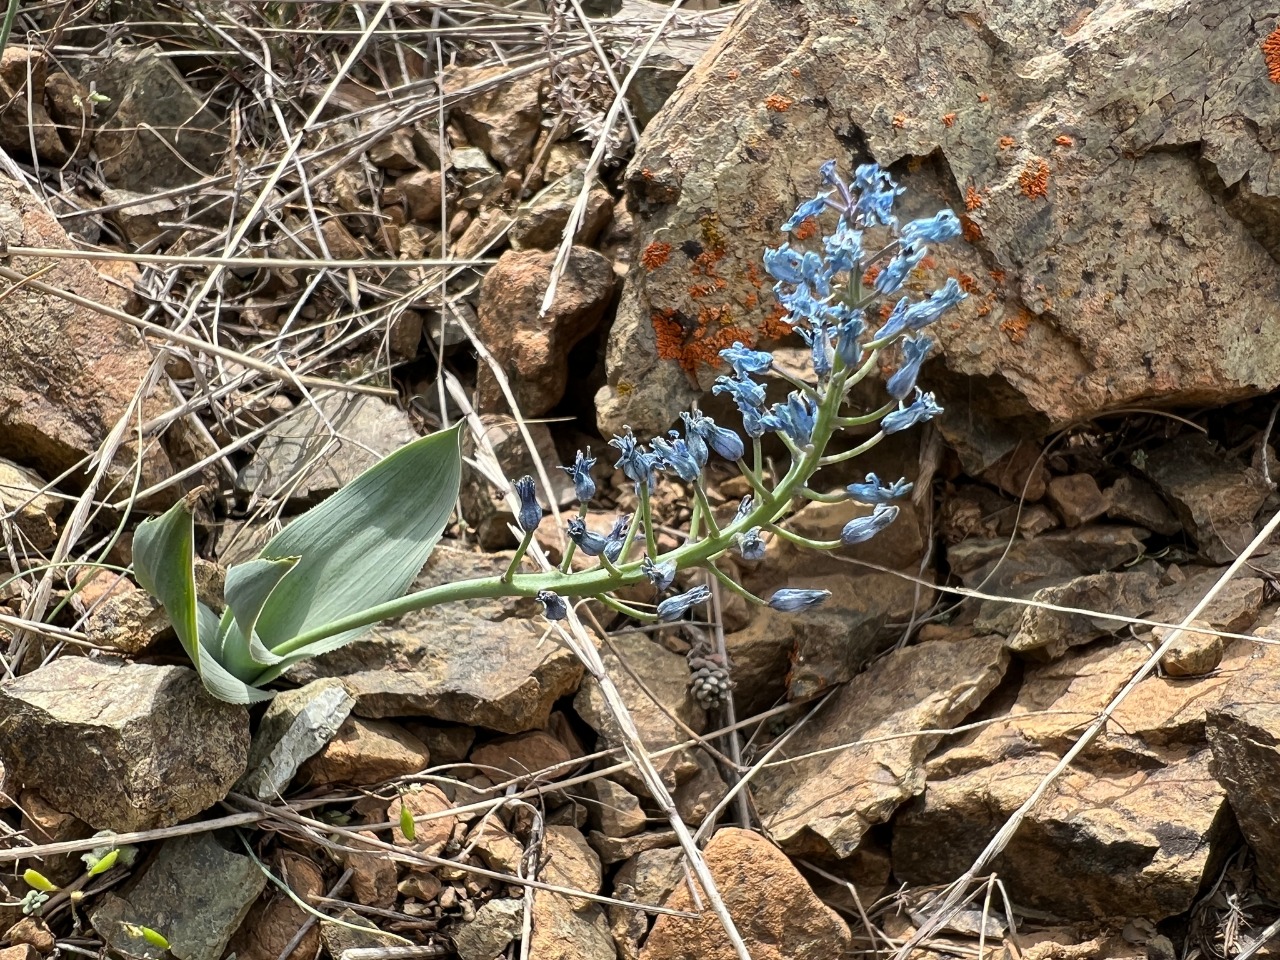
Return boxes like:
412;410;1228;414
727;68;741;81
955;273;979;293
878;301;894;322
641;241;671;270
689;283;716;299
989;268;1006;284
960;215;983;242
791;217;820;241
978;92;990;103
1054;134;1074;147
998;136;1016;149
942;113;957;127
791;67;802;78
1263;26;1280;83
765;94;793;112
892;114;906;129
919;255;937;271
760;305;793;341
641;168;655;180
965;186;984;211
1000;310;1032;344
862;264;882;286
745;262;765;289
1018;158;1050;199
743;291;759;309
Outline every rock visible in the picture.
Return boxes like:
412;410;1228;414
368;123;417;171
452;898;524;960
290;548;583;733
980;443;1049;501
319;910;403;956
299;716;430;787
0;177;175;489
235;393;420;506
1005;571;1161;660
1157;620;1224;677
948;527;1147;596
542;826;603;901
0;49;74;163
343;831;399;909
574;631;711;796
475;248;616;417
589;829;678;865
454;206;516;260
1105;474;1182;536
580;778;647;838
84;589;170;654
1207;645;1280;899
406;722;475;766
0;460;60;551
529;890;616;960
470;731;574;783
753;636;1009;858
510;173;615;251
389;785;457;858
227;851;324;960
0;946;39;960
594;0;1280;437
1141;436;1271;563
18;791;91;886
88;45;227;189
396;169;445;223
894;749;1232;921
237;679;356;801
640;828;851;960
92;832;267;960
0;659;248;832
608;847;686;960
1157;568;1266;633
446;65;544;172
1045;474;1108;528
4;918;54;953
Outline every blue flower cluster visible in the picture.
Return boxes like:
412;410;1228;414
526;160;966;633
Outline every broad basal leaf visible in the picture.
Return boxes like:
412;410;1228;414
132;493;201;666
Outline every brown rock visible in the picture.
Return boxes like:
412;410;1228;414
0;460;61;551
580;778;647;838
344;831;399;909
227;852;324;960
4;918;54;954
0;49;70;163
298;716;430;787
85;589;171;654
475;247;615;416
541;826;603;901
1005;571;1161;660
1045;474;1108;528
469;731;575;783
509;174;615;251
405;723;475;766
470;822;525;875
445;65;543;172
18;791;91;886
754;636;1008;858
981;443;1049;501
640;828;851;960
0;947;39;960
397;169;445;223
1158;568;1266;634
390;785;456;857
1156;620;1224;677
0;659;248;832
1104;474;1182;536
588;829;678;865
608;848;686;960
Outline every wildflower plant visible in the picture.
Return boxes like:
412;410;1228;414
134;161;966;703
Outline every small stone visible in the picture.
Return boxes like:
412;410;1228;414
91;832;267;960
0;659;248;832
320;910;404;957
509;173;614;251
344;831;399;909
368;125;418;171
237;679;356;801
18;790;90;886
389;785;457;857
452;898;524;960
608;848;686;960
469;731;575;783
4;917;54;954
1104;475;1181;535
1156;620;1224;677
397;872;442;902
396;169;445;223
0;460;60;550
471;823;525;875
227;852;324;960
0;947;38;960
85;590;171;654
405;723;475;766
1046;473;1108;528
445;66;543;172
298;716;430;787
640;828;851;960
588;830;679;866
541;826;602;903
980;443;1049;501
580;778;647;838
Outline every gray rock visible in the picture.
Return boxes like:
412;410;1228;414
580;777;647;838
289;547;583;733
1141;436;1271;563
235;393;419;506
594;0;1280;439
608;847;686;960
1005;571;1161;660
319;910;405;957
452;898;524;960
588;830;678;865
1157;567;1266;633
1104;474;1182;536
753;636;1009;858
0;659;248;831
91;832;266;960
0;460;60;551
85;590;170;654
510;173;614;251
236;679;356;801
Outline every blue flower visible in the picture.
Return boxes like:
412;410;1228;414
800;250;832;298
847;473;913;503
881;389;944;434
834;310;865;367
903;278;966;331
642;556;677;592
712;375;767;438
775;282;826;324
735;527;766;561
852;164;904;226
782;194;832;231
720;342;773;378
513;476;542;535
798;322;832;378
676;416;711;469
656;585;712;622
610;428;661;489
819;159;840;185
567;518;611;557
874;244;928;296
603;514;631;562
684;411;745;462
733;495;754;523
873;297;910;341
886;335;933;400
901;210;962;246
761;391;817;446
559;449;597;504
537;590;568;621
651;433;702;484
841;503;900;545
768;588;831;612
763;245;805;285
823;219;863;275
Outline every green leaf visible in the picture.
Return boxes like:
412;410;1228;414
215;557;299;678
85;848;119;877
22;869;57;893
132;494;200;666
249;424;462;681
399;802;416;842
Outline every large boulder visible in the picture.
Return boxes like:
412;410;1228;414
597;0;1280;453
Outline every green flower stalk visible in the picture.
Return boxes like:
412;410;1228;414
132;160;967;703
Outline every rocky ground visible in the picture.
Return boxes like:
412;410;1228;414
2;2;1280;960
